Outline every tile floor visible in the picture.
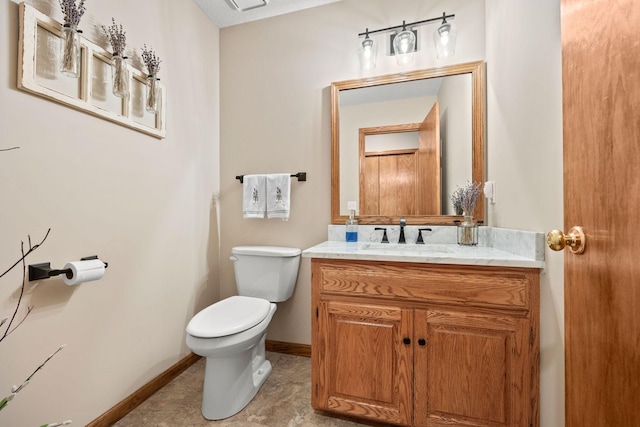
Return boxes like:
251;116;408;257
113;352;371;426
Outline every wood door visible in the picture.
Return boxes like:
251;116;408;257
361;150;417;216
359;123;421;216
379;152;417;216
413;309;531;427
561;0;640;425
417;102;440;215
313;300;413;426
358;107;441;216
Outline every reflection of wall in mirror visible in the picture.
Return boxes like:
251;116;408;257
365;132;419;152
339;74;472;216
340;96;436;215
439;74;472;215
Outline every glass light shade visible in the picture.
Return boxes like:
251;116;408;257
358;37;378;71
434;21;457;59
393;29;416;65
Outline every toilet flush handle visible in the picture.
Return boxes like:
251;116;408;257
229;255;239;262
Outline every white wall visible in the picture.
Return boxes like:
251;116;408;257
0;0;220;425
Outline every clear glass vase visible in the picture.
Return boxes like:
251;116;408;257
112;55;129;99
145;75;160;113
457;214;478;246
60;25;81;78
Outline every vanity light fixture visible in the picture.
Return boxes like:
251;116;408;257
357;12;456;69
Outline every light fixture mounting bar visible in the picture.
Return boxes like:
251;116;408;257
358;13;455;37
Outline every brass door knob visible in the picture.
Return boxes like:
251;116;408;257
546;226;586;254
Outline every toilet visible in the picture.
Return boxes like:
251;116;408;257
185;245;301;420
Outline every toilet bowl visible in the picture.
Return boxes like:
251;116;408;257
185;246;301;420
186;296;277;420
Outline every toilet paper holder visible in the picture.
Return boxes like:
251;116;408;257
28;256;108;281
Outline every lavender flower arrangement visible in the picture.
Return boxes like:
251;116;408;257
450;187;464;215
451;181;482;216
141;45;162;113
58;0;85;27
141;45;161;77
102;18;126;57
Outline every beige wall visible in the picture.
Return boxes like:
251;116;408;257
221;0;564;426
219;0;486;346
340;95;437;213
486;1;564;426
0;0;219;425
439;73;473;213
1;0;565;425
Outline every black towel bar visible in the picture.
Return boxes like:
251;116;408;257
235;172;307;184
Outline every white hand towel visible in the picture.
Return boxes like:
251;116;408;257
242;174;266;219
266;173;291;220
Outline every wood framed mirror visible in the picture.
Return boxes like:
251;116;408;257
331;61;485;225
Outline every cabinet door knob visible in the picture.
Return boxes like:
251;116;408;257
418;338;426;346
403;337;411;345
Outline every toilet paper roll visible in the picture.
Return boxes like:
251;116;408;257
62;259;106;286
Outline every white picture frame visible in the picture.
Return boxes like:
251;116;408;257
17;2;166;139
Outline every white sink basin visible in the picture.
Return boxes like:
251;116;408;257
360;243;452;253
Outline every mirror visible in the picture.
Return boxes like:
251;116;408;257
331;61;485;225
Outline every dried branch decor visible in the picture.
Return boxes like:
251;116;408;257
0;229;72;425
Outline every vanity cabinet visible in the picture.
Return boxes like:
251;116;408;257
311;258;540;427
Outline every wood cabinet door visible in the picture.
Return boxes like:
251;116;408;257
413;309;533;427
313;300;413;426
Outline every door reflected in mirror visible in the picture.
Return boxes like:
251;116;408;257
331;61;485;225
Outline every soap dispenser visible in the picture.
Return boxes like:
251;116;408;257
346;202;358;242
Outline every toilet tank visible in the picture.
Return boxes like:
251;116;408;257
231;246;301;302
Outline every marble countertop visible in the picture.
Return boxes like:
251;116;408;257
302;240;545;269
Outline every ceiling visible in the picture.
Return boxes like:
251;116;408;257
193;0;343;28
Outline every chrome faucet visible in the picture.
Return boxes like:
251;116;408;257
398;217;406;244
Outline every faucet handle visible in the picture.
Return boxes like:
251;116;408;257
374;227;389;243
416;228;432;244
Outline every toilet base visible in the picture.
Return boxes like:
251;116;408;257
200;333;272;420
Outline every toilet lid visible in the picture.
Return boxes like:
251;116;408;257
186;296;271;338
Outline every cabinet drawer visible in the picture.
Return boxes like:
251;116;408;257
313;259;537;312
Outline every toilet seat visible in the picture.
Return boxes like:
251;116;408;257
187;296;271;338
